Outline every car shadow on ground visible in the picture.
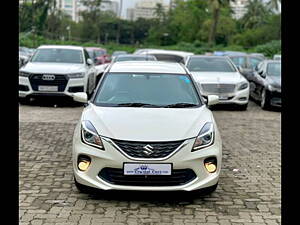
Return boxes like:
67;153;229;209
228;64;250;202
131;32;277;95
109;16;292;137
81;189;212;205
19;96;85;108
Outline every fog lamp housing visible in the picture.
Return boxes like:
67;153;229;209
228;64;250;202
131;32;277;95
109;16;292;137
78;155;91;171
204;157;217;173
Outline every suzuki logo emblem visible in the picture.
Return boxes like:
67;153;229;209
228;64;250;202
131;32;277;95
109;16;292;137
143;144;154;156
42;74;55;81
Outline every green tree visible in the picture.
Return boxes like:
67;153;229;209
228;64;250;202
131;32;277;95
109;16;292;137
241;0;271;29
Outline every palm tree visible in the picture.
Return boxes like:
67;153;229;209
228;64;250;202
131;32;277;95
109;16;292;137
267;0;281;12
242;0;271;29
208;0;231;46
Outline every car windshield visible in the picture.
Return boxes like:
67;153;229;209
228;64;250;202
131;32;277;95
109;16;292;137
95;50;106;57
115;56;156;62
187;57;236;72
31;48;83;64
267;63;281;77
93;73;201;107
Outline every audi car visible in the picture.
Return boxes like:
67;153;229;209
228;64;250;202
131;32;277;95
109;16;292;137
19;45;97;102
185;55;250;110
72;61;222;194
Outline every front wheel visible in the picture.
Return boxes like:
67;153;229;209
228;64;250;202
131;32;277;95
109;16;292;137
260;88;270;110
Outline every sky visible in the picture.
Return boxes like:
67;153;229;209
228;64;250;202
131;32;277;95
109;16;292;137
113;0;171;19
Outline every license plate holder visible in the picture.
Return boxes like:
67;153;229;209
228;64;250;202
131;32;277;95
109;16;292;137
38;86;58;92
123;163;172;175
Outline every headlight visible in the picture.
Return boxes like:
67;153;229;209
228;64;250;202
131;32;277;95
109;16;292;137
81;120;104;150
68;72;85;79
237;82;248;91
192;122;214;151
268;84;281;92
19;71;31;77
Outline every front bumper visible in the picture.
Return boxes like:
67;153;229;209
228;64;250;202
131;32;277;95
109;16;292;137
269;90;281;107
200;86;249;105
72;124;222;192
19;76;86;98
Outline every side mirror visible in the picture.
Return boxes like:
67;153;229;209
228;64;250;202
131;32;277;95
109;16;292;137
73;92;88;103
207;95;219;106
237;66;243;73
87;58;93;65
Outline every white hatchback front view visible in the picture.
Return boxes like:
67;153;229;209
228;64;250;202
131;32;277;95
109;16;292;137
72;61;222;193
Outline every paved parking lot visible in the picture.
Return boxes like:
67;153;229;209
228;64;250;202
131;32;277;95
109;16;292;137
19;100;281;225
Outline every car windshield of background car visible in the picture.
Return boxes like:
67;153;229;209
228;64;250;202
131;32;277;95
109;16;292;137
31;49;83;64
187;58;236;72
94;73;201;107
267;63;281;77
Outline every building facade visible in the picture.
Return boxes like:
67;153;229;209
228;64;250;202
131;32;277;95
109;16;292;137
126;0;169;21
230;0;249;20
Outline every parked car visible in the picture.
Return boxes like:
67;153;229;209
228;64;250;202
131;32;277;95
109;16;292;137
185;55;249;110
249;60;281;109
137;49;194;63
71;61;222;194
111;51;128;60
86;47;111;65
19;45;97;103
229;54;264;82
249;53;265;59
214;51;247;56
111;54;157;62
273;54;281;61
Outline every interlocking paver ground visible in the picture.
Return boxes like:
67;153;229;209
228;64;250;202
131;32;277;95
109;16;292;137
19;100;281;225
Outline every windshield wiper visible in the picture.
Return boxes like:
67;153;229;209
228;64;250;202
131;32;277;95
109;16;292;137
164;103;199;108
116;103;162;107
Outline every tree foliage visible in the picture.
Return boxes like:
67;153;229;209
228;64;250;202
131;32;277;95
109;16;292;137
19;0;281;49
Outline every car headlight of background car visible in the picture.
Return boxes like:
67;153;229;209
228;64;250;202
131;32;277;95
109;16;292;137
268;84;281;92
19;71;31;77
192;122;214;151
81;120;104;150
68;72;85;79
237;82;249;91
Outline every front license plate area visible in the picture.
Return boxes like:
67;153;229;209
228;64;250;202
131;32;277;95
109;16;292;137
219;95;229;100
123;163;172;175
38;86;58;92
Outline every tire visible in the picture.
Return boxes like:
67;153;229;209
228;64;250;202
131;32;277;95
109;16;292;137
237;103;248;111
260;88;270;110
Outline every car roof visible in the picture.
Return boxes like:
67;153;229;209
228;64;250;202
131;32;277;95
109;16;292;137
116;54;155;58
85;47;106;50
188;55;230;59
138;49;194;57
38;45;84;50
109;61;187;74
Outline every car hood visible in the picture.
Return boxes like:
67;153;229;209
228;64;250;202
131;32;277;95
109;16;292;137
21;62;85;74
82;104;213;142
267;76;281;88
190;71;245;84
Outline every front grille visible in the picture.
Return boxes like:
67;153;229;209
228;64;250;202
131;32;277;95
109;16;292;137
112;139;184;159
29;74;69;92
201;83;235;94
99;168;197;186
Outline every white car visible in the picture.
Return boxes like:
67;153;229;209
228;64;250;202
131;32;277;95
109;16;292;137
19;45;97;102
72;61;222;194
136;49;194;64
185;55;250;110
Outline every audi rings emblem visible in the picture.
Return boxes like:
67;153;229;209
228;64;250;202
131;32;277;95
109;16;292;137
42;74;55;81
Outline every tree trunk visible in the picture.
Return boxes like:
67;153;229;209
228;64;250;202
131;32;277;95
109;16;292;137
208;2;220;46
